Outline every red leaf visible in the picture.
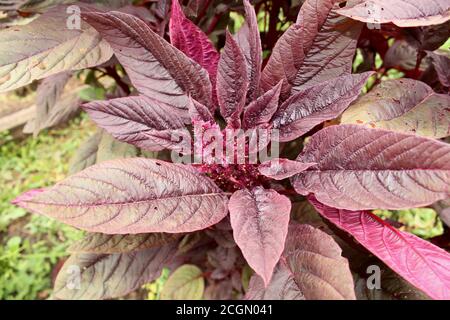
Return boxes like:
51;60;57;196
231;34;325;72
83;95;191;152
169;0;219;106
258;158;315;180
272;72;373;141
337;0;450;27
188;98;214;124
309;196;450;300
82;10;212;109
229;187;291;286
242;81;282;129
14;159;229;234
53;243;178;299
246;224;356;300
428;51;450;88
217;31;249;128
261;0;362;99
235;0;262;102
292;124;450;210
341;78;450;139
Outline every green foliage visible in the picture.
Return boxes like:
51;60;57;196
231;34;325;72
0;114;95;299
373;208;444;239
161;264;205;300
143;268;171;300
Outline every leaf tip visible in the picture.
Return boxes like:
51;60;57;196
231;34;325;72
12;188;44;206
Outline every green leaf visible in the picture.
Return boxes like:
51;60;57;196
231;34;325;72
161;264;204;300
78;86;106;102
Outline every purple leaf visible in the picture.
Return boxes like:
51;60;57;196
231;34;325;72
83;95;191;152
68;130;103;174
82;10;212;109
342;79;450;138
440;207;450;227
258;158;315;180
292;124;450;210
31;72;73;135
229;187;291;286
169;0;219;102
235;0;262;102
53;243;178;299
337;0;450;27
272;72;373;141
384;40;430;72
428;51;450;88
25;73;81;136
69;232;181;254
0;5;113;93
260;0;362;98
188;98;215;123
245;263;305;300
217;30;249;128
242;81;282;129
309;197;450;300
14;158;229;234
246;224;356;300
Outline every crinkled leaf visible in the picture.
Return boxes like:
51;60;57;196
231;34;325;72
261;0;362;98
69;232;180;254
235;0;262;102
337;0;450;27
246;224;356;300
53;244;177;300
341;79;450;138
68;130;102;174
292;124;450;210
83;95;191;152
169;0;219;105
0;6;113;93
14;158;229;234
242;81;281;129
272;72;373;141
428;51;450;88
258;158;315;180
217;30;249;128
188;98;214;123
82;10;212;109
229;187;291;286
309;197;450;300
161;264;204;300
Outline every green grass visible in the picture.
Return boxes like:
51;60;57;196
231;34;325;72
0;114;95;299
373;208;444;239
